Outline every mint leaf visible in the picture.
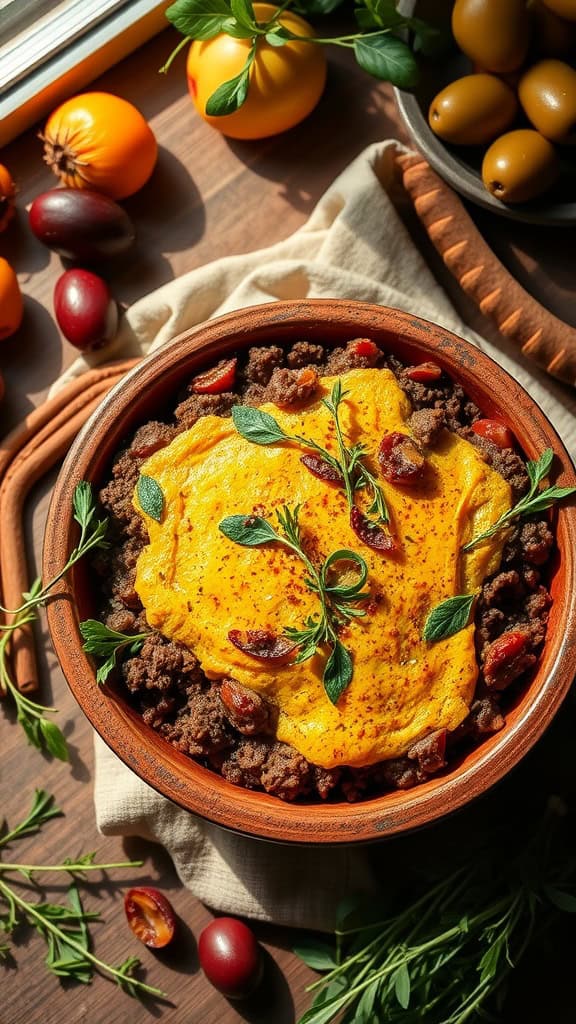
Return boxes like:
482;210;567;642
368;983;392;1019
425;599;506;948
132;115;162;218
423;593;475;642
231;404;289;445
136;474;164;522
354;33;419;88
166;0;233;39
219;514;279;546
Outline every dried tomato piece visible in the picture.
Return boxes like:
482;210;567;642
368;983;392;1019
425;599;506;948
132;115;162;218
350;506;396;552
228;629;296;660
483;630;532;690
347;338;380;361
300;453;342;483
191;357;237;394
124;887;176;948
405;361;442;383
471;418;515;450
377;432;426;484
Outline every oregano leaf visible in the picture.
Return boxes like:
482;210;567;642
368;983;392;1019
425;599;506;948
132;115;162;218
136;474;164;522
423;593;475;642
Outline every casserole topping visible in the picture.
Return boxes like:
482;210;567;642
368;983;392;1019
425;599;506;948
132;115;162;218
134;369;511;768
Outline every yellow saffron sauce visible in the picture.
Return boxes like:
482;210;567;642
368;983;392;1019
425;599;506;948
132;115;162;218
134;369;511;768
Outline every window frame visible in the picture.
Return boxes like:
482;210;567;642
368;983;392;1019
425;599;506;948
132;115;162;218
0;0;171;146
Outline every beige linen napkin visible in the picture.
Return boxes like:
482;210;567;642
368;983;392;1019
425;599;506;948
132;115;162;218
51;140;576;931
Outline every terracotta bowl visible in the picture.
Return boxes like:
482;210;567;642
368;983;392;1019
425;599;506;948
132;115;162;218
44;300;576;844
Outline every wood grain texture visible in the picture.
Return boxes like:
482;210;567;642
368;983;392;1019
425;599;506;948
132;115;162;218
396;151;576;387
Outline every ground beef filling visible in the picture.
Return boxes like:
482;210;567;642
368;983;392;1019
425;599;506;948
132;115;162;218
93;340;553;802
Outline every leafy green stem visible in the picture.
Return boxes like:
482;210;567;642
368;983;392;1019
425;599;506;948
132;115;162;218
0;482;109;759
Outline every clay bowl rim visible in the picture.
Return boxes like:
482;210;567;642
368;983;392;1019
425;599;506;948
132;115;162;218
43;299;576;845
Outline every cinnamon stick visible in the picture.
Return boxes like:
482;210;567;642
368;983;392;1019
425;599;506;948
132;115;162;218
0;373;128;695
0;360;139;484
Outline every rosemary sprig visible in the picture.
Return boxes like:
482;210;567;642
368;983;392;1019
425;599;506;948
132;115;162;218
79;621;149;685
463;448;576;552
0;482;109;759
219;504;370;703
231;380;390;542
294;804;576;1024
0;790;165;998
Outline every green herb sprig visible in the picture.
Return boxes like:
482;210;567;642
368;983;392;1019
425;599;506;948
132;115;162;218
231;380;390;540
161;0;445;109
0;482;109;759
424;449;576;644
0;790;165;998
294;805;576;1024
462;448;576;552
219;504;369;702
79;621;149;685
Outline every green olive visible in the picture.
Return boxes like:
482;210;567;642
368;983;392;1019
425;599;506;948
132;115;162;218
519;59;576;142
540;0;576;20
428;74;518;145
482;129;560;202
452;0;531;73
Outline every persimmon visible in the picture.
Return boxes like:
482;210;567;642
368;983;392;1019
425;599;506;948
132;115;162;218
0;164;17;232
41;92;157;200
186;3;326;139
0;258;23;341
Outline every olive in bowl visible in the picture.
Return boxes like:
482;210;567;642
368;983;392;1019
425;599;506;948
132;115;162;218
43;300;576;844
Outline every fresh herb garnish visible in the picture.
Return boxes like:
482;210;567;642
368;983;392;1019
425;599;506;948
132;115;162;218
136;473;164;522
463;448;576;552
161;0;444;105
294;803;576;1024
219;504;370;702
79;621;149;685
0;482;109;759
0;790;165;998
231;380;392;549
422;593;476;643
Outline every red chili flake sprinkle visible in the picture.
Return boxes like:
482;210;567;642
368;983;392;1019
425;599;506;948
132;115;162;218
471;418;515;450
350;506;396;552
191;357;237;394
300;453;342;483
378;432;426;484
405;361;442;383
228;629;296;660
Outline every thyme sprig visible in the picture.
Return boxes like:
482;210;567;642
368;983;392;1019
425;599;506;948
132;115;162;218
462;448;576;552
231;380;390;543
0;790;165;998
219;504;370;702
294;804;576;1024
0;482;109;759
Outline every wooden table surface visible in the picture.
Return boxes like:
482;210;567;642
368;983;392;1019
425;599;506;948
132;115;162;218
1;25;576;1024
